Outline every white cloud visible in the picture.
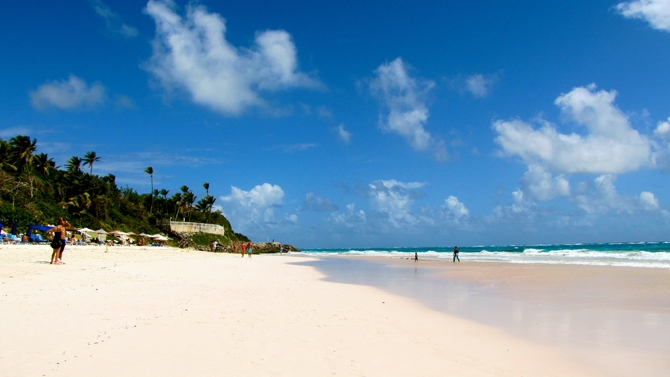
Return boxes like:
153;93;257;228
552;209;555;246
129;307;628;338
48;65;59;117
520;165;570;201
368;179;425;228
465;74;496;98
653;118;670;169
219;183;286;233
488;189;537;222
573;175;661;214
144;0;320;115
30;75;107;110
443;196;469;222
329;203;367;228
493;84;653;174
369;58;447;161
89;0;138;38
336;124;352;143
616;0;670;32
640;191;660;210
654;118;670;143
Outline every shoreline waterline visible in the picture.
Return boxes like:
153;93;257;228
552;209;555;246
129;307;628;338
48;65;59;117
301;241;670;269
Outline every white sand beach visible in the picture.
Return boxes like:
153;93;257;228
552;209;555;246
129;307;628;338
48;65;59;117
0;245;624;376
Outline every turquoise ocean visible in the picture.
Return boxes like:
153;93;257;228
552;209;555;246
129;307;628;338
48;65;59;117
301;242;670;269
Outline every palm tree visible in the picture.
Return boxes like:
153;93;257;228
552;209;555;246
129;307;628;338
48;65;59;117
10;136;38;197
9;135;37;169
145;166;154;213
180;185;196;221
196;195;217;223
203;182;209;196
33;153;56;176
171;192;183;219
83;151;100;174
160;189;169;214
0;139;17;172
66;156;83;173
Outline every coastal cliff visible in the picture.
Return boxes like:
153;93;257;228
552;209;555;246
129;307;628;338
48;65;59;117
173;232;299;253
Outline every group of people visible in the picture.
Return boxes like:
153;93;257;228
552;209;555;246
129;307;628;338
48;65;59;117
46;217;76;265
232;241;253;257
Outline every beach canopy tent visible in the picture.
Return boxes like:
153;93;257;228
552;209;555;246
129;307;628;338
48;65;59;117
11;220;18;235
27;225;54;237
76;228;96;239
95;229;108;240
26;224;54;242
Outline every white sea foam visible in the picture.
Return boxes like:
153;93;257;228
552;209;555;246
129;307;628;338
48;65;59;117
302;245;670;269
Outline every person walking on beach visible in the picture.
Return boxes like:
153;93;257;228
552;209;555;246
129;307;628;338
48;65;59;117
453;246;460;262
414;252;418;262
280;244;283;255
247;242;253;258
211;240;217;252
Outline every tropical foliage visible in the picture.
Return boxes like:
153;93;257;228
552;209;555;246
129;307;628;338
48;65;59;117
0;135;247;242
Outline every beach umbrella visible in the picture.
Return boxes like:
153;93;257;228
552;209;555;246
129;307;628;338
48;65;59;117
77;227;94;233
96;229;108;235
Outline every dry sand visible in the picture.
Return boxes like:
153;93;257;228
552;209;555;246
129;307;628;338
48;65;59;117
1;245;607;376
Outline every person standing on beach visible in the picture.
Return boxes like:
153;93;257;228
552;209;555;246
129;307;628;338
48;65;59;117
247;242;253;258
46;218;74;265
453;246;460;262
414;252;418;262
280;244;283;255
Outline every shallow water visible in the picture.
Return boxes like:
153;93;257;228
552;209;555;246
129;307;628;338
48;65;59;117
302;242;670;269
294;257;670;377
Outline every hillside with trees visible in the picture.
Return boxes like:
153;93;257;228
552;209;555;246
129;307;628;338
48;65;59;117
0;135;248;242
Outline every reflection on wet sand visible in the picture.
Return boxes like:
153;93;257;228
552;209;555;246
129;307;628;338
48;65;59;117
296;257;670;377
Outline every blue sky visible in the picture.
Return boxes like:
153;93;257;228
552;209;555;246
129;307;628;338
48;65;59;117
2;0;670;248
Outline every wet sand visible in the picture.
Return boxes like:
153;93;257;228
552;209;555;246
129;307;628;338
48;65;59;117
0;245;605;376
299;256;670;377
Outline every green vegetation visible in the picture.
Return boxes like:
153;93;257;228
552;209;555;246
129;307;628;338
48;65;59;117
0;134;247;243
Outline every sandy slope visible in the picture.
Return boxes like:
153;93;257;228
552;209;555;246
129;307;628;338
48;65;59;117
0;245;602;376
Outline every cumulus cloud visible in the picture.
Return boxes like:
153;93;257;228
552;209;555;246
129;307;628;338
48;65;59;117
336;124;352;143
89;0;138;38
653;118;670;169
520;165;570;201
464;74;497;98
367;179;425;228
369;58;447;161
329;203;367;228
640;191;660;210
654;118;670;143
144;0;320;115
442;196;469;223
488;189;538;223
30;75;107;110
219;183;286;231
303;192;338;212
494;84;653;175
616;0;670;32
573;175;660;214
